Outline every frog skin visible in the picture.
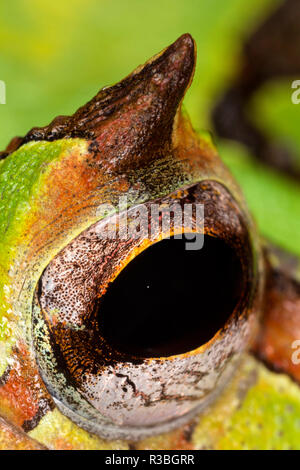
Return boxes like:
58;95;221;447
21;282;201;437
0;34;300;450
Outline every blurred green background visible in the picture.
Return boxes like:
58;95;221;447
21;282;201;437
0;0;299;255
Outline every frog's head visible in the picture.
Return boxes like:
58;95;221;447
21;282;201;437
0;34;263;447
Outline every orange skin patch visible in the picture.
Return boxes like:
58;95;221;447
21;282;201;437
0;343;53;429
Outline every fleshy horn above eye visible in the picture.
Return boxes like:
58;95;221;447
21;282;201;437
1;33;196;174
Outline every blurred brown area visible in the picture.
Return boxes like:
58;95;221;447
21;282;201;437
212;0;300;181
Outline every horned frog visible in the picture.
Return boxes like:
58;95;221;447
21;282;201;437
0;34;300;450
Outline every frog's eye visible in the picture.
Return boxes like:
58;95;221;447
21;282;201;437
33;180;256;440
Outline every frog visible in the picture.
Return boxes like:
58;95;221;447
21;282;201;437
0;33;299;450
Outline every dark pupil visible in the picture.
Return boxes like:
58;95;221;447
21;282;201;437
99;234;243;358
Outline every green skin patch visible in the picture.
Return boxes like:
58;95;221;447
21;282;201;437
0;139;88;371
